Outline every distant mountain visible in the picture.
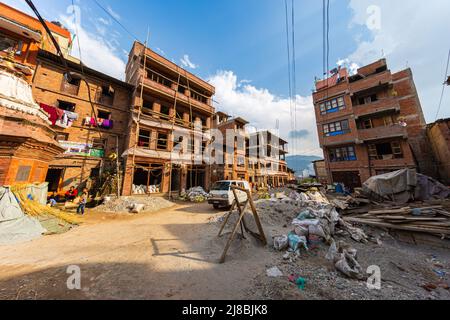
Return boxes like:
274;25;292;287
286;155;323;176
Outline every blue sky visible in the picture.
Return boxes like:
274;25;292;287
6;0;450;156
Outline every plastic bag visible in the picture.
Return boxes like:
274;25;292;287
288;233;308;251
273;235;288;251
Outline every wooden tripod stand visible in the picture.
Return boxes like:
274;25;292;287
218;186;267;263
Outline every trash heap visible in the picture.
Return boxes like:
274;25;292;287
179;187;210;203
258;190;368;280
331;169;450;239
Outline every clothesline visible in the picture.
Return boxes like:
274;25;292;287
39;103;78;128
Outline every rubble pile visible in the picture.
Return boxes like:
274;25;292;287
95;196;174;213
179;187;210;203
255;190;368;279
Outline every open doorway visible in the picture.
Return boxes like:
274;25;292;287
187;166;205;190
170;165;181;192
133;163;164;194
45;168;64;192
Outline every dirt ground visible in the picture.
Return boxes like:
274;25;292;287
0;201;449;300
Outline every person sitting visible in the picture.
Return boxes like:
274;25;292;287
47;192;58;207
65;186;78;201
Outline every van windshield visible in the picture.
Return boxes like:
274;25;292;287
212;181;231;191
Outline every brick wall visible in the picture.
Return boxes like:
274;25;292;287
32;56;133;192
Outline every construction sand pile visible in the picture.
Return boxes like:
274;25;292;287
95;196;175;213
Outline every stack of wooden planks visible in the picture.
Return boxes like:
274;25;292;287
344;205;450;238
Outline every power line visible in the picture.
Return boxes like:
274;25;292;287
284;0;294;133
291;0;298;153
91;0;141;42
435;49;450;121
25;0;68;70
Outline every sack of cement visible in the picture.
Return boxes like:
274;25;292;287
185;187;210;202
294;226;309;237
292;218;320;227
308;224;326;238
273;235;289;251
130;203;145;213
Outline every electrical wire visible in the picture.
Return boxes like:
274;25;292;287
284;0;294;133
291;0;298;155
91;0;141;42
435;49;450;120
24;0;68;69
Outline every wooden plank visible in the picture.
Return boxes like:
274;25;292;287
377;216;448;222
344;217;450;235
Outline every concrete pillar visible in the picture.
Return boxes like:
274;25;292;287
150;130;157;149
122;157;134;196
162;163;170;193
169;106;175;120
206;117;211;129
183;112;190;125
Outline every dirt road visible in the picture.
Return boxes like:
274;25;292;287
0;202;277;300
1;201;449;300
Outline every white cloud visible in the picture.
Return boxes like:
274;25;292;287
208;70;321;156
180;54;199;69
106;5;121;21
97;17;111;26
156;47;165;55
60;5;126;80
346;0;450;121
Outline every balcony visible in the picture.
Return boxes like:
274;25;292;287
142;77;214;114
60;82;79;96
358;124;407;142
349;71;392;95
353;98;400;119
321;130;357;147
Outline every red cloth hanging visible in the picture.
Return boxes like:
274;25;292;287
39;103;62;125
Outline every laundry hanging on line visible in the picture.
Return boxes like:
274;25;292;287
84;116;114;129
39;103;78;128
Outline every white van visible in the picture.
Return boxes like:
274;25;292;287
208;180;251;209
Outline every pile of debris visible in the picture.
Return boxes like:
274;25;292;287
330;170;450;239
132;184;160;194
179;187;210;203
362;169;449;204
95;196;174;213
256;190;368;279
344;205;450;238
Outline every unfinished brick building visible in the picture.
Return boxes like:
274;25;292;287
427;118;450;185
211;112;249;183
247;130;289;188
313;59;435;189
122;41;215;195
32;50;133;193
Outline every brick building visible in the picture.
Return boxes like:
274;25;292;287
32;50;133;192
312;160;327;185
0;3;71;186
427;118;450;185
313;59;435;189
211;112;249;183
121;41;215;195
0;2;72;71
247;130;289;188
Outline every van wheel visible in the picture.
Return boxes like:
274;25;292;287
213;204;220;209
